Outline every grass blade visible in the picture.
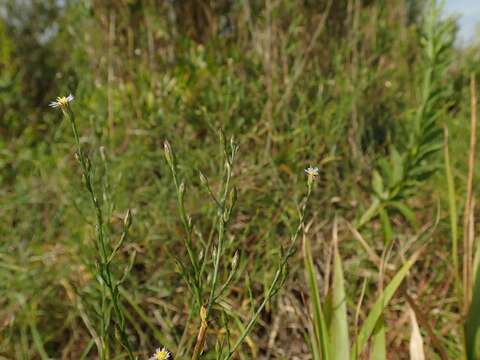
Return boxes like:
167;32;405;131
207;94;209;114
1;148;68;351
330;219;349;360
354;252;419;356
371;315;386;360
28;314;49;360
466;256;480;360
304;236;331;360
443;126;461;303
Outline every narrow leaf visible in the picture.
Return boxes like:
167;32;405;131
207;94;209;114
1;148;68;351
378;207;393;245
372;170;384;197
465;252;480;360
330;242;350;360
354;254;418;356
304;237;331;360
389;201;418;229
358;197;381;228
371;315;386;360
409;308;425;360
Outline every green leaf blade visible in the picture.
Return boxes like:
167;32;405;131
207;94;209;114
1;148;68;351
330;244;350;360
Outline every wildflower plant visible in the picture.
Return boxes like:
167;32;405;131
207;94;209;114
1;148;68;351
164;133;315;359
51;94;136;359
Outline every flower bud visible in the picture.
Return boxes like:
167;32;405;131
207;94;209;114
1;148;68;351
229;187;237;208
164;140;174;167
232;250;239;269
219;130;226;150
179;181;185;201
99;146;107;162
199;171;208;187
123;209;132;228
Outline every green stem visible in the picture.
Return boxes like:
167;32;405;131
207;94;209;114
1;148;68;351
207;162;233;315
62;106;135;360
225;187;311;359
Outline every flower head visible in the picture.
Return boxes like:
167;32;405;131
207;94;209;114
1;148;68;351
304;166;319;178
49;94;74;109
305;166;319;186
149;347;172;360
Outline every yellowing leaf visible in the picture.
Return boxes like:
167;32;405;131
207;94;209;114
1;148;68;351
409;307;425;360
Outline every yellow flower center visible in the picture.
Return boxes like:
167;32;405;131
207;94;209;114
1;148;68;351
57;96;69;106
155;349;170;360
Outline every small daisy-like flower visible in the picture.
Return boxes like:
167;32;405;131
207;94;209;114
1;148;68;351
49;94;74;109
305;166;319;186
149;347;172;360
304;166;319;178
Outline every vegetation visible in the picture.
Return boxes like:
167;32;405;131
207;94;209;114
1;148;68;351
1;0;480;358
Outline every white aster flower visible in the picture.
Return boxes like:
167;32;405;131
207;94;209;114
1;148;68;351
305;166;319;178
149;347;172;360
49;94;74;109
305;166;319;186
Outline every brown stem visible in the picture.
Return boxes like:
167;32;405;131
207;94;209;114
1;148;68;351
191;306;208;360
463;74;477;310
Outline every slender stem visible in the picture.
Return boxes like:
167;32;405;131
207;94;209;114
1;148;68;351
170;170;202;306
207;162;232;314
225;186;312;359
62;106;135;360
198;216;219;280
462;74;477;310
190;146;236;360
207;219;225;313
